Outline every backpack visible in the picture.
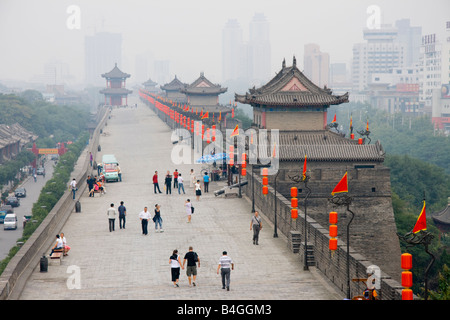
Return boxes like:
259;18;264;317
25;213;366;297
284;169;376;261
191;206;194;214
194;252;198;262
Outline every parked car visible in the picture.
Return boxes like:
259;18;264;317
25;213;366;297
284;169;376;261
14;187;27;198
3;213;17;230
36;167;45;175
0;205;14;214
0;211;6;224
6;196;20;207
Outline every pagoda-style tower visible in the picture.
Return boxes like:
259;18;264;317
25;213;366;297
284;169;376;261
182;72;227;108
142;78;159;94
100;63;132;106
235;57;348;131
236;57;402;282
160;75;187;102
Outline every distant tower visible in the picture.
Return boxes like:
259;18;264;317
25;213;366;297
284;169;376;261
100;63;132;106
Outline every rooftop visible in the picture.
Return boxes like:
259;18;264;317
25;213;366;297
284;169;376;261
160;75;187;91
101;63;131;79
181;72;227;95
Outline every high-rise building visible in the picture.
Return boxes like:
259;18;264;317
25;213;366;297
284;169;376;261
222;19;245;82
395;19;422;68
419;33;442;110
304;44;329;88
85;32;122;87
352;25;406;92
247;13;271;85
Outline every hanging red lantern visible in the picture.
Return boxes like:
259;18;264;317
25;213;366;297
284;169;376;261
329;211;338;225
241;162;247;169
291;208;298;219
291;187;298;198
262;176;268;186
241;168;247;176
291;197;298;208
401;253;412;270
402;289;413;300
329;225;338;238
262;168;268;176
329;238;338;251
401;271;413;288
262;186;268;195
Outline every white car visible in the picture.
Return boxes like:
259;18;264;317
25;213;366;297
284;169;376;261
3;213;17;230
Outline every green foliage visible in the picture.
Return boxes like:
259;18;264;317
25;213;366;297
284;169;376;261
0;150;35;187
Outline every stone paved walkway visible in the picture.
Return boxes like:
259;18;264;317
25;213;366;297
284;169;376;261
18;96;343;300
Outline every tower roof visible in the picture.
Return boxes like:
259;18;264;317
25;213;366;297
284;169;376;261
160;75;187;91
143;78;157;87
181;72;227;95
235;57;348;107
431;199;450;227
101;63;131;79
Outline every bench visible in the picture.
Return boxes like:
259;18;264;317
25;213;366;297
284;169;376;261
49;249;64;265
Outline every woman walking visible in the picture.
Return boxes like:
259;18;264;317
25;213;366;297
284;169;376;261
169;249;183;287
154;204;163;232
195;180;202;201
185;199;192;223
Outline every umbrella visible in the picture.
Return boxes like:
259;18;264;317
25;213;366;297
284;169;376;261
195;153;229;163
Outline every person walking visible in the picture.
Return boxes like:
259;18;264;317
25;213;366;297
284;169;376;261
250;211;262;245
153;204;163;232
165;171;172;194
217;251;234;291
117;164;122;182
153;171;162;194
178;173;185;194
195;180;202;201
89;152;93;167
190;169;196;188
185;199;192;223
139;207;151;235
118;201;126;229
183;246;200;287
107;203;116;232
169;249;184;287
203;172;210;193
69;178;77;200
173;169;179;189
87;175;95;197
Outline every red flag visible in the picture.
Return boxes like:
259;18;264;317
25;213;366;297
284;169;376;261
366;119;369;131
201;111;209;119
302;155;307;180
332;113;336;123
331;172;348;195
230;124;239;137
412;201;427;233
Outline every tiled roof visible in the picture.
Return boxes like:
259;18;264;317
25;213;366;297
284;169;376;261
235;57;348;107
432;202;450;226
160;76;187;91
255;130;385;162
181;72;227;95
143;78;157;87
101;63;131;79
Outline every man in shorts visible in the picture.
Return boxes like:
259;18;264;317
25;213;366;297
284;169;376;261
183;246;200;287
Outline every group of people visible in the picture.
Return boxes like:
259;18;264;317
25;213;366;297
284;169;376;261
86;175;106;197
169;247;235;291
138;204;163;235
49;232;70;257
152;169;210;200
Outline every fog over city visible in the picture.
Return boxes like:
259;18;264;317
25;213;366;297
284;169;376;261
0;0;448;87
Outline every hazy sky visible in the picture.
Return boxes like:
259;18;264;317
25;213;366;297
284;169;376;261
0;0;448;86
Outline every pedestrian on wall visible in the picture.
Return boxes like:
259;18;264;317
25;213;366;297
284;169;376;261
195;180;202;201
173;169;179;189
190;169;196;188
165;171;172;194
153;204;163;232
169;249;184;287
139;206;151;235
69;178;77;200
185;199;192;223
250;211;262;245
90;152;93;167
183;246;200;287
153;171;162;194
203;172;210;192
178;173;185;194
87;175;95;197
117;164;122;182
217;251;234;291
118;201;126;229
107;203;116;232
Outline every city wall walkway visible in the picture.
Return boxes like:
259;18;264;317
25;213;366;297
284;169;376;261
17;96;343;300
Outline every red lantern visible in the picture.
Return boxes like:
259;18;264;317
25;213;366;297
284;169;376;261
262;168;268;176
241;168;247;176
401;271;413;288
329;238;338;251
329;211;338;225
401;253;412;270
262;186;268;195
241;162;247;169
229;145;234;152
291;197;298;208
291;187;298;198
291;208;298;219
402;289;413;300
262;176;268;186
242;153;247;161
329;225;338;238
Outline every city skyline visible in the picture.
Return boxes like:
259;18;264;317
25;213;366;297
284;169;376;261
0;0;449;87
